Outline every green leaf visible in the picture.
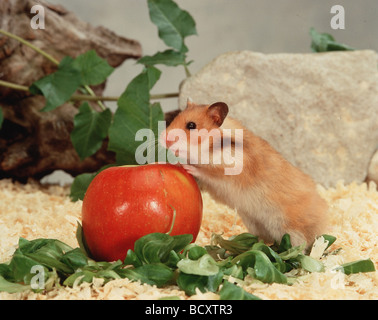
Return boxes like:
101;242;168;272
131;232;192;267
147;0;197;53
23;245;73;274
233;250;287;284
295;254;325;273
7;254;42;283
30;56;82;112
322;234;337;250
205;245;228;261
0;276;31;293
118;66;159;110
337;259;376;275
251;242;286;273
19;238;73;256
219;281;261;300
278;243;306;261
253;251;287;284
133;233;172;265
70;102;112;160
29;50;113;112
121;264;174;287
0;263;11;279
60;248;88;271
63;269;95;287
108;67;163;164
170;234;194;253
223;264;244;280
177;254;219;276
187;246;208;260
278;234;292;253
69;172;96;201
17;238;52;254
124;249;143;268
138;49;188;67
177;271;223;296
76;222;93;258
309;27;355;52
165;250;181;268
63;260;123;287
72;50;114;86
211;233;259;255
142;237;177;265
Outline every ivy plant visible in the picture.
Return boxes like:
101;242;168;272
0;0;197;200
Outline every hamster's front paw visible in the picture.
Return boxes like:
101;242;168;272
182;164;200;178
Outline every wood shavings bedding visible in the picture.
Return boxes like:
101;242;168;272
0;179;376;300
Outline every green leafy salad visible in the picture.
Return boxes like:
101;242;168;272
0;224;375;300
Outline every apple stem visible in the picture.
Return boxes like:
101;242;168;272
166;204;177;235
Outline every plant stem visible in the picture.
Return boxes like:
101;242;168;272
71;92;179;101
70;94;119;102
151;92;179;100
0;80;29;92
0;29;111;110
0;29;181;106
83;85;106;111
0;29;60;66
184;65;191;78
183;57;192;78
166;204;177;235
0;79;179;102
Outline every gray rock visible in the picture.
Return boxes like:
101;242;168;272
367;149;378;185
179;50;378;187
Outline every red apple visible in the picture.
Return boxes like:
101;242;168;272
81;164;203;262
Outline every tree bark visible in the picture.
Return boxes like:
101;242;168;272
0;0;142;181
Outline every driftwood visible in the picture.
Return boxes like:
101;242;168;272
0;0;142;181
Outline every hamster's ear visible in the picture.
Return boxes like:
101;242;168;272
186;97;195;109
207;102;229;126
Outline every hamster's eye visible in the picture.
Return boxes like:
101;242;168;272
186;121;197;130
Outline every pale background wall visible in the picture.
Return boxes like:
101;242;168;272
42;0;378;184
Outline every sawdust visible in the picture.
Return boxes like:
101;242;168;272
0;179;376;300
